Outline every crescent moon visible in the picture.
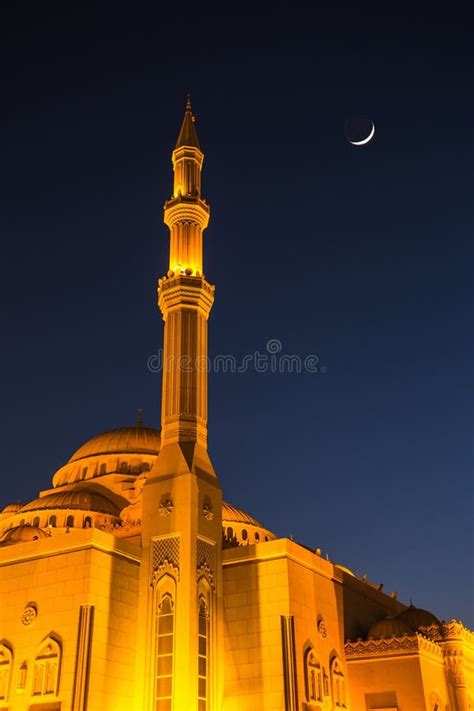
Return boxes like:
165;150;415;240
349;121;375;146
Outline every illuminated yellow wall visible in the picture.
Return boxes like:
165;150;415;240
0;529;140;711
222;539;350;711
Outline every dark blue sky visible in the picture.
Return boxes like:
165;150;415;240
1;3;472;626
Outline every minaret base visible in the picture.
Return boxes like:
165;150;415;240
140;439;224;711
147;441;217;485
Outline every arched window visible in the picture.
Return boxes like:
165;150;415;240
32;636;61;697
255;531;260;542
18;661;28;690
198;596;209;711
83;517;92;529
48;515;56;528
156;592;174;710
242;529;248;541
330;657;346;708
304;647;322;703
0;642;13;701
66;515;74;528
32;516;40;528
226;527;233;540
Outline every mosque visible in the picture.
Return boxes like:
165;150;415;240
0;99;472;711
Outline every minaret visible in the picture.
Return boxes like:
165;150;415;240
139;98;223;711
158;94;214;454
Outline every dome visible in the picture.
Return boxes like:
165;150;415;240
21;490;119;516
0;524;48;546
335;564;356;577
52;424;161;488
397;605;440;630
222;502;261;527
1;502;22;514
68;426;161;463
368;616;413;640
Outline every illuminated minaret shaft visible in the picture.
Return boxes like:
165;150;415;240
140;98;223;711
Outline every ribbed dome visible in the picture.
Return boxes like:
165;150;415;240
397;605;440;630
21;490;119;516
368;616;413;640
68;426;161;463
222;502;261;526
1;502;22;514
0;524;48;546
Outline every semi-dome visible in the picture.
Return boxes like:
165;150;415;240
21;490;119;516
222;502;276;546
397;605;440;630
68;426;161;463
1;502;22;514
0;524;48;546
368;616;412;640
222;502;261;527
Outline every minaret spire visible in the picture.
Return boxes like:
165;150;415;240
164;95;209;277
175;94;200;150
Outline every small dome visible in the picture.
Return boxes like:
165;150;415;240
21;490;119;516
0;524;48;546
368;616;412;640
1;502;22;514
397;605;440;630
222;502;261;526
335;564;356;577
68;426;161;463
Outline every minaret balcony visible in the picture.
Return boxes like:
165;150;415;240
164;195;210;229
158;273;215;318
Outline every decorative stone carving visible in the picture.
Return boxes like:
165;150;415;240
318;618;328;638
21;604;37;626
202;499;213;521
196;538;215;575
151;536;180;586
197;560;215;590
345;633;443;658
159;498;174;517
151;558;180;586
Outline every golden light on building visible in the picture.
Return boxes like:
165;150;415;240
0;98;472;711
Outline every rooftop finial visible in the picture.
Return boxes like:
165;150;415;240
175;96;200;149
136;408;143;427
